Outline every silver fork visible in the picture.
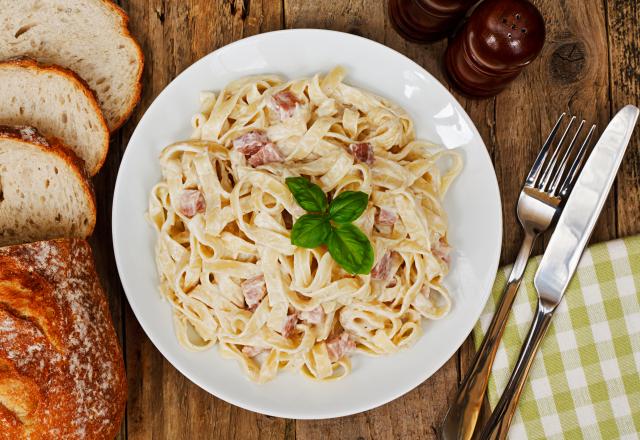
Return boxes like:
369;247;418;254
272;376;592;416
440;114;596;440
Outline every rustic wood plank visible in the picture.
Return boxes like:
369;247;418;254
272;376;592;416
606;0;640;238
90;157;126;440
117;1;286;439
88;0;144;436
489;0;615;258
455;0;614;433
89;113;127;440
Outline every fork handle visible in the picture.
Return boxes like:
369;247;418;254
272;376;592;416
477;300;555;440
441;231;536;440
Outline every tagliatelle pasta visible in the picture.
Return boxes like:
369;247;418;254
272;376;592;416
147;67;463;382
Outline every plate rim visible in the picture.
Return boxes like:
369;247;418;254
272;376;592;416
112;28;503;419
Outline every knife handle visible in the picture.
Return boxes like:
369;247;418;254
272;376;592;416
440;231;537;440
477;300;555;440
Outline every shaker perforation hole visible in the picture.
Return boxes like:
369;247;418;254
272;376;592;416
522;28;527;33
516;13;521;20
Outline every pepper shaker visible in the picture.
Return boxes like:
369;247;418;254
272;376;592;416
444;0;545;98
389;0;478;43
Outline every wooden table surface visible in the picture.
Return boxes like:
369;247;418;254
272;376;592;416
94;1;640;438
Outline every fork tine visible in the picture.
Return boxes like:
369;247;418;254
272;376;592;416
548;119;586;194
559;124;597;197
525;113;566;186
538;116;576;189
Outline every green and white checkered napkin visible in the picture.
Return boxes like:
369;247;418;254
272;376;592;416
473;235;640;439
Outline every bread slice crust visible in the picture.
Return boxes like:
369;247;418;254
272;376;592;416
0;125;97;246
98;0;144;131
0;58;110;175
0;238;127;440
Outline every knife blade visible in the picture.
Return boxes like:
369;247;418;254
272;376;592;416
534;105;639;305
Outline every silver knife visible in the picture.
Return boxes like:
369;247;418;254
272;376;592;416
478;105;640;440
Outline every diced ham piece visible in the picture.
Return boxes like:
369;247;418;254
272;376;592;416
371;251;396;282
242;346;268;358
241;275;267;309
281;313;298;338
349;142;375;165
247;142;284;167
233;130;269;155
268;90;300;120
232;131;284;168
386;277;398;288
433;236;451;266
178;189;206;218
375;207;397;226
299;306;324;325
327;332;356;362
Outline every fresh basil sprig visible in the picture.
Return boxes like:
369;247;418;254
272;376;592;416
290;213;331;248
326;223;374;274
285;177;328;213
329;191;368;223
285;177;374;275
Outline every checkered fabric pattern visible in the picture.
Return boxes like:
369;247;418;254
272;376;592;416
473;235;640;439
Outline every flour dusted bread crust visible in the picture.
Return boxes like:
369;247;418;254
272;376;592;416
0;0;143;132
0;238;126;439
0;58;109;175
0;125;96;246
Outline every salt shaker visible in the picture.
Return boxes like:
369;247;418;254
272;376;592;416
444;0;545;97
389;0;478;43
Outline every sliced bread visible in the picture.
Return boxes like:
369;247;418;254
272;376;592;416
0;0;143;132
0;125;96;246
0;58;109;176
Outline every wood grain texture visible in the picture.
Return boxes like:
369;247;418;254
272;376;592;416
607;0;640;238
84;0;640;439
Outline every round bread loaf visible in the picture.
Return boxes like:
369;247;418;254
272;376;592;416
0;238;126;439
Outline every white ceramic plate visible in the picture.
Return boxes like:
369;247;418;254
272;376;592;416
113;29;502;419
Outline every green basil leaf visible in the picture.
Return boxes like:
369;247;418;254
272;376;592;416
326;223;374;274
285;177;328;213
329;191;369;223
291;214;331;248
